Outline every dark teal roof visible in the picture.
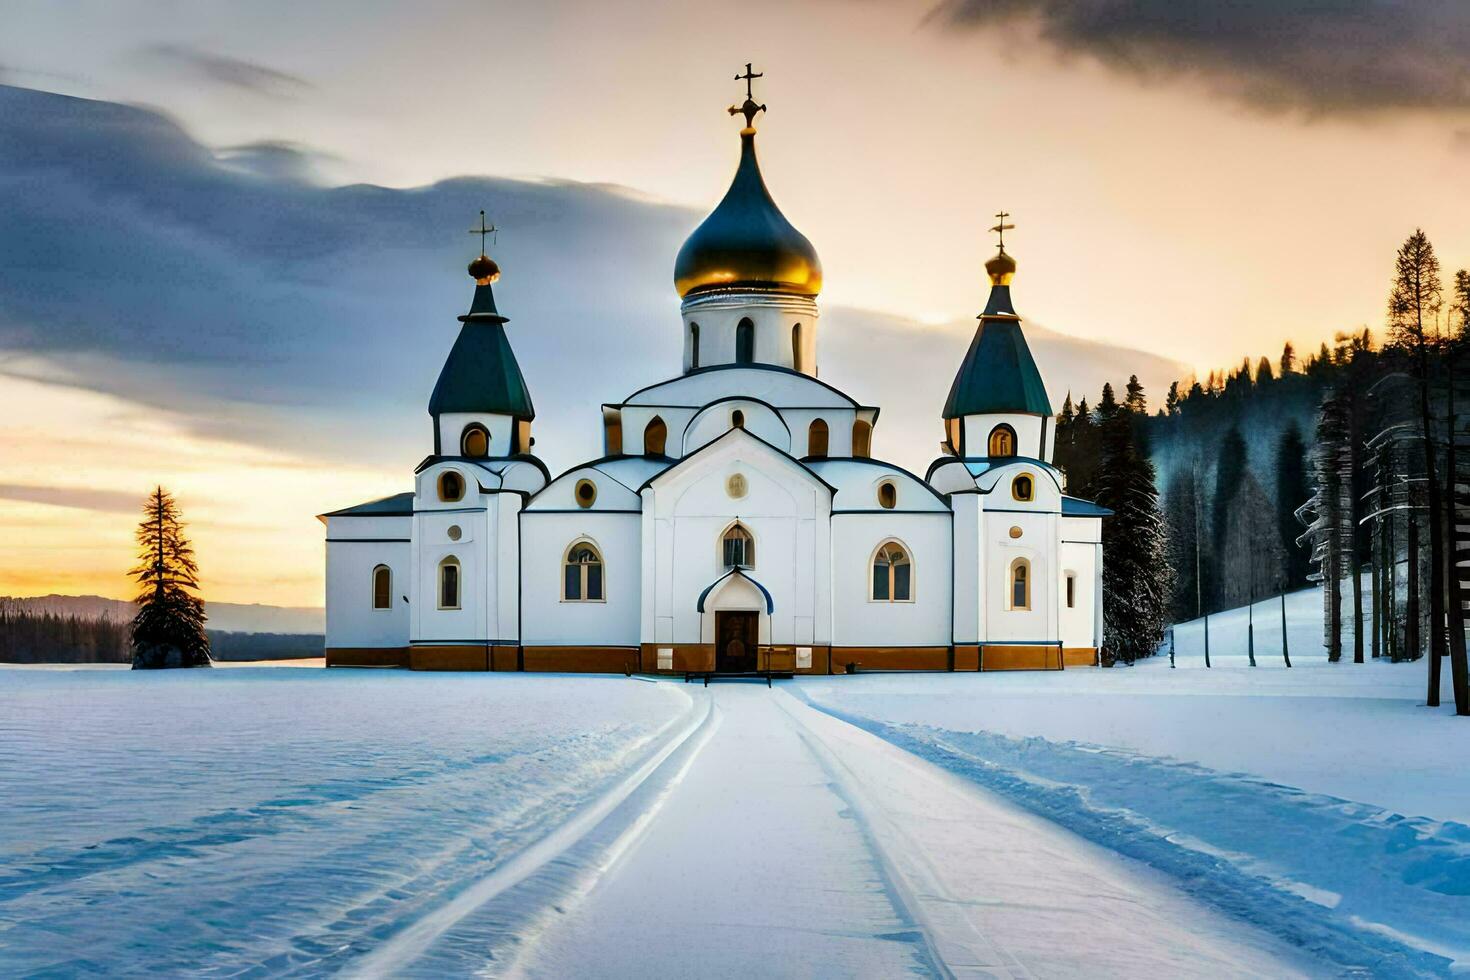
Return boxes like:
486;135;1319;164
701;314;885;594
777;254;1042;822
1062;495;1112;517
428;282;535;419
942;285;1051;419
320;492;414;518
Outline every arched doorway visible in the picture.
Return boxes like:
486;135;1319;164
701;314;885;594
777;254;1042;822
715;610;759;672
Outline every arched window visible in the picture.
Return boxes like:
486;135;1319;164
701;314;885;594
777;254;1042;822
563;542;604;601
791;322;803;371
736;318;755;364
807;418;829;458
643;416;667;456
437;470;465;502
1009;558;1031;611
722;524;754;569
872;542;912;601
852;419;872;458
690;322;700;369
371;565;391;609
877;481;897;509
461;424;490;458
989;424;1017;458
1012;474;1034;502
731;409;745;429
438;556;461;610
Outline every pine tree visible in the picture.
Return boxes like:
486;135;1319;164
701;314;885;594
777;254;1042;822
1095;383;1172;663
1210;426;1247;610
1275;423;1311;588
1387;229;1460;710
130;487;211;669
1256;356;1275;383
1280;341;1297;376
1165;381;1182;416
1455;271;1470;340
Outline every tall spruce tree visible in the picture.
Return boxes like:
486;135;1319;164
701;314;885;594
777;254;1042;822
1387;230;1460;709
1275;422;1311;588
1095;382;1172;663
1210;426;1248;610
130;487;211;669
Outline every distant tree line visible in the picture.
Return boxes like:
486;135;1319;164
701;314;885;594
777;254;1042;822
0;604;129;663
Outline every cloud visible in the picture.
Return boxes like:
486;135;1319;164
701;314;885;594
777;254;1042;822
0;484;142;514
216;140;333;183
926;0;1470;114
0;83;1183;479
136;43;311;98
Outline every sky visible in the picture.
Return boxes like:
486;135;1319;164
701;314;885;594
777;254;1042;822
1;0;1468;606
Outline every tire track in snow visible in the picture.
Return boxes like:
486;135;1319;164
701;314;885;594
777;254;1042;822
344;689;718;978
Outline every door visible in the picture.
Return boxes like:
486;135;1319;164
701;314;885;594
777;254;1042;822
715;611;759;672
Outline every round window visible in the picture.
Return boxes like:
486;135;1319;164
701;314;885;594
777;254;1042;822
447;525;462;541
1009;526;1022;539
575;479;597;508
877;481;897;510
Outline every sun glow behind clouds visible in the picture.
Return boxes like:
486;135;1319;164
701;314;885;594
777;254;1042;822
0;375;398;606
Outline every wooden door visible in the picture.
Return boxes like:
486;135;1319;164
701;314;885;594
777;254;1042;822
715;611;759;673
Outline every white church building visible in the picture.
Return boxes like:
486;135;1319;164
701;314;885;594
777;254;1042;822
320;77;1106;675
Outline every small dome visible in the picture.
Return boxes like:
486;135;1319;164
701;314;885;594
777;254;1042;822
468;254;500;284
985;249;1016;286
674;131;822;298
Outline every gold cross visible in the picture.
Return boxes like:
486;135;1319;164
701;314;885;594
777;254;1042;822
989;210;1015;251
469;210;497;253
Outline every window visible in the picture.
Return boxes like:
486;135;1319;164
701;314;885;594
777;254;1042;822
461;424;489;458
877;481;897;509
605;416;623;455
872;542;912;601
946;417;962;455
807;419;829;458
575;479;597;508
437;471;464;502
722;524;754;569
371;565;391;609
1066;572;1076;609
1009;558;1031;611
644;415;667;455
852;419;872;458
438;556;461;609
736;318;755;364
690;322;700;369
792;322;803;372
1012;474;1034;502
563;542;604;601
731;409;745;429
989;424;1016;458
513;419;532;454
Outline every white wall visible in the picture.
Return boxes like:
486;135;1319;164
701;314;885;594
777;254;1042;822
961;412;1049;461
831;513;952;647
1060;516;1103;648
683;400;790;456
323;515;410;648
437;412;515;457
679;291;820;374
520;511;641;646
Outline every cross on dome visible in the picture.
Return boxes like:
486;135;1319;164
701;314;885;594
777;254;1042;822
990;211;1015;253
728;62;767;130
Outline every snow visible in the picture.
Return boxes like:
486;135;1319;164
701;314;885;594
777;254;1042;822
797;597;1470;975
0;668;693;976
5;605;1468;977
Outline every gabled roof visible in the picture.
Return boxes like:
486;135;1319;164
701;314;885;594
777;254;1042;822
696;568;775;614
428;282;535;419
318;492;414;520
639;426;836;495
942;284;1051;419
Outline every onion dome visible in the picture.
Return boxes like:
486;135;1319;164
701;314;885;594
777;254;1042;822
943;239;1052;419
673;128;822;298
468;253;500;284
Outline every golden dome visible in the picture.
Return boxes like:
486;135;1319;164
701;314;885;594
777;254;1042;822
985;248;1016;286
468;253;500;285
674;130;822;298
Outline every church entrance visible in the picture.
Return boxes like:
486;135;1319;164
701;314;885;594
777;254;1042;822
715;610;759;673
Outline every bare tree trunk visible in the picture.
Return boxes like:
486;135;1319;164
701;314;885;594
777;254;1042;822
1443;352;1468;714
1371;516;1382;659
1418;365;1449;699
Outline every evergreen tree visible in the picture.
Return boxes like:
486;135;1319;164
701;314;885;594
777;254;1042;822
1455;270;1470;339
1164;381;1182;416
1221;472;1287;608
1256;356;1275;383
130;487;211;669
1275;422;1311;588
1210;426;1248;609
1095;383;1172;663
1281;341;1297;376
1387;229;1460;709
1164;463;1206;620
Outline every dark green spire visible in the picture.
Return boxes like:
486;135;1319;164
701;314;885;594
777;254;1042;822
427;276;534;420
942;281;1052;419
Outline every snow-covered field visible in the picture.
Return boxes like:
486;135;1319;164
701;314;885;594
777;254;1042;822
0;669;694;976
3;596;1467;978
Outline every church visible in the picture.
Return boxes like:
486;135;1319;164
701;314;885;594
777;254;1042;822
319;72;1106;675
